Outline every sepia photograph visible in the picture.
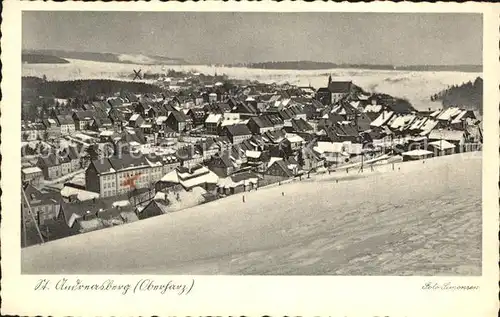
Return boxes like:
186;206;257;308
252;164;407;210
2;1;499;316
18;11;485;275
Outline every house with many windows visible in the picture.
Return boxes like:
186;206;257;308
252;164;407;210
85;154;173;198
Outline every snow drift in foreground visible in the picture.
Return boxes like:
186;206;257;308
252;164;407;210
22;152;482;275
23;59;482;111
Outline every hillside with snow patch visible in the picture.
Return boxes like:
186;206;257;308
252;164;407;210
22;152;482;275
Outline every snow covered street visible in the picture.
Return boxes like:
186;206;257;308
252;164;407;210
22;152;482;275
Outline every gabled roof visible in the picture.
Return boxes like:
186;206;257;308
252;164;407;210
370;111;394;128
218;103;232;113
291;118;313;132
23;184;60;206
233;101;258;114
187;108;207;119
205;113;223;124
265;114;284;125
107;97;124;108
225;124;252;137
169;110;192;123
73;110;96;121
38;153;62;168
268;159;294;177
119;128;146;144
249;116;274;129
108;154;149;171
278;109;295;121
428;129;465;141
56;115;74;125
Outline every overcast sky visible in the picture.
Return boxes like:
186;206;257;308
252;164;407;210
22;12;482;65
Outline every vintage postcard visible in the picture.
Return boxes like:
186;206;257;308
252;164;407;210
1;1;499;316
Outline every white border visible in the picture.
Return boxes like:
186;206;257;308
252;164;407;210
2;1;499;316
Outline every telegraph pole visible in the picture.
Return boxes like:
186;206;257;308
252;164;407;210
21;185;45;246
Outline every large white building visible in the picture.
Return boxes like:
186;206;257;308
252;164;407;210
85;154;180;197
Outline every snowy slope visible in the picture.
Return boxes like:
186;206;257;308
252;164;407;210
22;152;482;275
22;58;481;111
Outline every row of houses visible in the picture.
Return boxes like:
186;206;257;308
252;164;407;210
22;76;483;247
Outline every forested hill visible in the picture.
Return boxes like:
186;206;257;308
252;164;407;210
23;49;189;65
229;61;482;72
22;53;70;64
430;77;483;114
22;77;162;99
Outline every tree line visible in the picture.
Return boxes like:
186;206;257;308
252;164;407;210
430;77;483;114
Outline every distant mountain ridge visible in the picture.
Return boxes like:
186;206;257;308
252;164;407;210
22;49;190;65
22;53;70;64
228;61;482;73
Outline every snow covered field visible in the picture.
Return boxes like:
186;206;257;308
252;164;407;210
22;152;482;275
23;59;481;111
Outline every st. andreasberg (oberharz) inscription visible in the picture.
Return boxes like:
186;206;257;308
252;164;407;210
34;278;195;295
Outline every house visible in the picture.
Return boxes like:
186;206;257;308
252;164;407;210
60;185;100;203
129;113;145;128
301;145;325;171
72;111;96;130
58;197;136;231
176;145;204;168
282;134;305;153
449;109;477;130
56;115;76;135
428;129;466;148
72;110;97;131
187;108;207;126
166;110;193;133
161;155;181;175
37;153;63;180
240;135;267;152
139;121;154;135
108;108;129;130
21;123;46;141
156;165;219;192
145;103;168;118
207;151;238;178
285;118;314;134
261;129;287;146
208;92;218;103
85;154;156;198
107;97;125;108
246;116;274;135
21;166;43;185
59;155;72;175
91;100;112;113
195;138;221;160
136;195;170;220
232;100;258;115
205;114;223;134
217;170;259;195
42;118;60;138
427;139;456;156
402;149;434;161
223;124;253;144
22;184;61;226
89;116;114;132
320;123;360;143
263;158;295;184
